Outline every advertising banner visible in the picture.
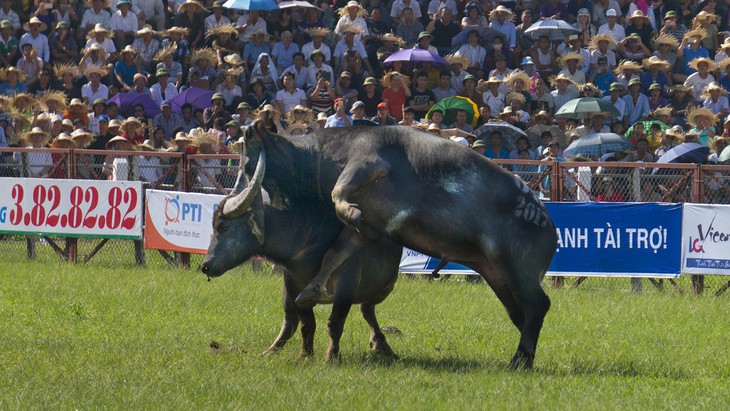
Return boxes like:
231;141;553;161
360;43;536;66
546;202;683;278
682;204;730;276
145;190;224;254
399;249;475;275
0;178;142;239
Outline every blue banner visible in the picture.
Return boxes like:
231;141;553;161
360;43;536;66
545;203;683;278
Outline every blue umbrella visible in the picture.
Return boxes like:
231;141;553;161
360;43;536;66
450;27;507;49
169;87;215;114
656;143;710;164
223;0;278;11
563;133;634;158
524;19;581;42
383;48;448;66
107;92;161;118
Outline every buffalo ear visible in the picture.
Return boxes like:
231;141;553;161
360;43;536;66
269;187;285;210
246;194;265;244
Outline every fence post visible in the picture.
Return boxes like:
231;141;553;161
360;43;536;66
179;152;191;269
549;160;564;289
692;164;705;295
67;149;78;263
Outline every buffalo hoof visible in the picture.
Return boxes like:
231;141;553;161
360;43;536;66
324;351;341;364
294;351;314;363
295;284;331;308
509;352;534;370
261;347;281;356
371;340;399;359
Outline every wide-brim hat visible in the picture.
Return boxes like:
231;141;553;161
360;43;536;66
154;43;177;61
316;112;328;121
71;128;93;141
84;66;108;78
172;131;192;143
23;16;48;32
628;10;650;21
119;45;137;56
53;62;81;79
505;70;531;90
120;117;144;133
686;107;717;127
86;23;113;39
643;56;672;71
533;110;552;121
614;60;644;75
189;128;218;148
50;133;76;149
224;53;245;66
191;48;217;65
484;76;503;85
136;25;161;36
561;52;584;67
695;11;718;22
379;33;405;46
701;82;728;97
341;23;363;36
651;107;673;118
178;0;207;13
506;92;525;104
489;5;514;20
13;92;35;107
684;28;707;41
653;34;680;49
23;127;51;145
549;73;577;86
166;26;190;37
305;27;330;38
718;58;730;72
41;91;68;110
580;83;602;96
138;139;158;151
688;57;716;71
590;34;616;49
337;1;366;18
445;53;470;68
208;23;238;38
106;135;134;149
224;67;243;78
0;66;26;82
83;43;106;58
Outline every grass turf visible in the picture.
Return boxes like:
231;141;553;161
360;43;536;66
0;253;728;409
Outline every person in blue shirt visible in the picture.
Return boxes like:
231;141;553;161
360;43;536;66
677;28;709;77
484;130;510;159
588;55;615;95
325;98;352;128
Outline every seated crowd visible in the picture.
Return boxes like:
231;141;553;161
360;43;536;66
2;0;730;189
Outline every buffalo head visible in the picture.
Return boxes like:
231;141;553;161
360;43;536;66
200;140;266;278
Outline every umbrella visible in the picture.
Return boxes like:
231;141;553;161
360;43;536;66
222;0;278;11
383;48;449;66
555;97;621;119
107;92;161;118
169;87;215;114
451;27;507;50
624;120;670;138
524;19;581;42
475;121;527;152
279;0;321;10
656;143;710;164
426;96;479;127
563;133;634;157
720;145;730;163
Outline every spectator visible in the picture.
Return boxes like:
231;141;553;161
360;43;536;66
302;27;332;66
395;8;423;48
271;31;299;73
154;100;182;140
678;28;710;79
235;10;267;44
275;71;307;113
16;44;42;87
371;102;397;126
589;34;617;73
174;0;205;49
325;98;352;127
647;82;668;111
19;17;50;62
685;57;716;101
456;30;487;77
137;138;163;183
686;107;717;146
333;24;371;74
81;66;110;104
132;0;165;32
623;78;650;125
433;70;456;103
381;72;410;121
205;1;231;30
111;0;139;48
247;77;274;111
550;73;580;114
484;131;510;159
0;1;20;35
427;8;460;56
85;23;117;56
180;103;199;132
203;93;232;131
50;21;78;64
334;1;369;41
488;6;516;53
0;66;26;95
482;76;505;118
250;53;278;94
217;68;245;110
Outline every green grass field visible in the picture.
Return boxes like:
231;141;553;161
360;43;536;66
1;247;728;409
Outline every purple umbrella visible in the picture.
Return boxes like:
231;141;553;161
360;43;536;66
169;87;215;114
383;48;449;66
107;92;161;118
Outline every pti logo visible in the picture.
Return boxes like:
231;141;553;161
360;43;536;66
164;195;202;225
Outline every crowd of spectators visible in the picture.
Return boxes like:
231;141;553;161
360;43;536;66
2;0;730;190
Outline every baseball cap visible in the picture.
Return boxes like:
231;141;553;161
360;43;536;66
350;101;365;113
97;114;110;123
606;9;617;17
160;100;172;108
377;102;388;110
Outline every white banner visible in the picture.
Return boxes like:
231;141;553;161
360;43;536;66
400;249;477;275
682;203;730;276
0;178;142;239
145;190;224;254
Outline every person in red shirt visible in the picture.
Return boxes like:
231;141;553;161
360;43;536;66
381;71;411;120
119;117;146;145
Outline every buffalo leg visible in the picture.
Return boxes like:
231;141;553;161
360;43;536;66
295;229;370;308
297;307;316;360
324;297;353;363
330;159;390;230
360;303;397;358
263;285;300;355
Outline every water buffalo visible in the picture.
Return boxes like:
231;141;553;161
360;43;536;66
237;117;557;369
201;150;403;362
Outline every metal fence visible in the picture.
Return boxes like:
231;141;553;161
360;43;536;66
1;148;728;295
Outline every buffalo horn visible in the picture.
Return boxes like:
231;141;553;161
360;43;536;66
222;148;266;217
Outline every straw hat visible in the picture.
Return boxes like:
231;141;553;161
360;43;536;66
120;117;144;134
119;45;137;57
136;25;161;36
0;66;26;82
688;57;716;71
138;139;159;151
701;82;728;97
695;11;718;23
305;27;330;38
208;23;238;38
614;60;644;75
651;107;673;119
664;125;684;139
533;110;552;122
106;135;135;149
50;134;77;149
84;66;108;78
154;43;177;61
53;62;81;79
251;28;270;40
22;16;48;32
686;107;717;127
653;33;680;49
189;128;218;148
505;70;531;90
71;128;94;142
579;83;602;96
316;112;328;121
223;67;243;78
178;0;206;13
506;92;526;104
483;76;503;85
549;72;577;87
684;28;707;41
224;53;245;67
12;93;35;108
489;5;514;21
445;53;470;68
40;91;68;110
381;71;410;89
286;122;309;136
23;127;51;146
86;23;113;39
590;34;616;49
718;58;730;72
643;56;672;71
172;131;192;143
560;52;584;67
166;26;190;38
340;23;363;36
337;1;367;18
191;48;217;65
379;33;405;46
627;9;650;21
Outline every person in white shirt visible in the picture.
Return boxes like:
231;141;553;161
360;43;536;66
110;0;138;47
236;10;267;43
557;52;586;89
334;1;369;41
390;0;421;24
137;139;163;183
84;24;117;56
205;1;231;30
275;71;308;112
282;52;309;90
79;0;112;40
684;58;716;101
301;27;332;65
149;68;178;106
455;30;486;76
597;9;625;49
18;17;50;62
604;82;627;123
81;67;110;103
482;76;506;117
132;0;164;31
307;49;335;88
427;0;458;19
0;0;21;34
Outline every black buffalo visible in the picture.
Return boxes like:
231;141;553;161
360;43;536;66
201;150;403;361
236;118;557;369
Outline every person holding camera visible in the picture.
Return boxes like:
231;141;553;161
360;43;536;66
203;93;232;131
